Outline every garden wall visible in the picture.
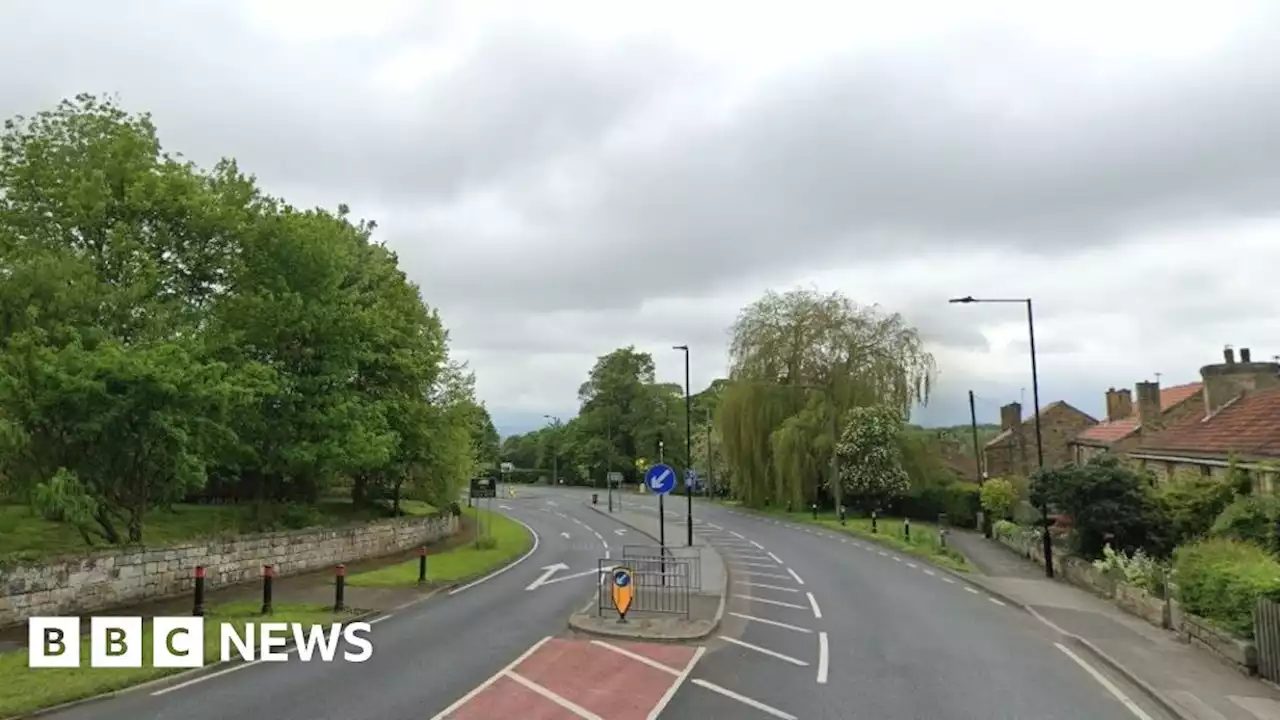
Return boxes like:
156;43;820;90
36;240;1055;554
0;512;458;628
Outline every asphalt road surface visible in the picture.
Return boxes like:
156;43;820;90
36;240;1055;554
34;485;1174;720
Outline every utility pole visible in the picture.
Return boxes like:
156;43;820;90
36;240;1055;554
706;408;714;499
674;344;693;547
543;415;560;486
969;390;990;538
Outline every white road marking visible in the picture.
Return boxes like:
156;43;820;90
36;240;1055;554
723;553;771;561
736;594;808;610
719;635;809;667
736;580;799;593
152;646;299;695
806;592;823;619
893;556;902;563
906;562;917;569
989;598;1005;606
767;551;784;564
964;587;979;594
817;631;830;685
923;569;935;576
555;511;568;519
729;612;814;633
647;646;706;720
499;504;512;510
1056;643;1155;720
708;523;722;530
592;530;603;540
1170;691;1229;720
943;577;956;584
562;532;572;539
878;551;888;557
427;637;554;719
750;540;764;549
450;516;541;595
691;679;798;720
506;670;604;720
786;568;806;585
729;530;746;539
736;570;794;580
731;560;782;569
591;640;679;676
368;613;394;625
614;529;627;536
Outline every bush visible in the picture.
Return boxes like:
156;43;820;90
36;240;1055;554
889;483;980;528
1157;475;1238;545
992;519;1021;542
980;478;1017;521
1094;544;1168;597
1031;456;1171;560
1174;537;1280;638
1210;495;1280;551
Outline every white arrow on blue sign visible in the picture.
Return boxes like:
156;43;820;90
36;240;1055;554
644;463;676;495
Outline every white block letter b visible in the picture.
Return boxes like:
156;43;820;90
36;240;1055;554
28;617;81;668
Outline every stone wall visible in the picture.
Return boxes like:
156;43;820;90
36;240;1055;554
0;512;458;628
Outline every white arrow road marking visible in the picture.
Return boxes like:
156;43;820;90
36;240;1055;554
499;504;512;510
525;563;570;591
561;532;571;539
614;529;627;536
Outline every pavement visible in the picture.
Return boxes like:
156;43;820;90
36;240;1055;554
12;484;1219;719
949;529;1280;720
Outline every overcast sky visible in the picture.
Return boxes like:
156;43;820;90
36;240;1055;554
5;0;1280;436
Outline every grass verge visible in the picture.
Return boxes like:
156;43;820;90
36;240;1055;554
0;601;356;717
742;507;972;573
347;507;533;587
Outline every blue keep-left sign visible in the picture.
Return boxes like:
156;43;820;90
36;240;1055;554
644;463;676;495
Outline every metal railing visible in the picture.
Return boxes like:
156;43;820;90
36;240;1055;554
1257;598;1280;682
597;557;691;618
621;544;702;592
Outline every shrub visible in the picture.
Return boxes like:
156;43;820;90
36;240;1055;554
980;478;1018;521
890;483;980;528
1210;495;1280;552
1174;537;1280;638
1094;544;1167;597
992;519;1022;542
1157;474;1238;545
1030;456;1171;560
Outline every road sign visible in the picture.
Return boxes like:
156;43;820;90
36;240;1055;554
611;567;634;619
469;477;496;498
500;462;514;473
607;471;623;486
685;469;698;488
644;464;676;495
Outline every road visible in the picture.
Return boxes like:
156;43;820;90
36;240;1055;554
36;485;1173;720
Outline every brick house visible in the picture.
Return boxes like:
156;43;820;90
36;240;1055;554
984;400;1097;478
1130;347;1280;491
1069;381;1204;465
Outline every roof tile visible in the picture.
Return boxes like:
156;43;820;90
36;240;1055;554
1138;386;1280;457
1072;382;1203;446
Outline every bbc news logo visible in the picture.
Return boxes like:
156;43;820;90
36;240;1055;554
28;617;373;668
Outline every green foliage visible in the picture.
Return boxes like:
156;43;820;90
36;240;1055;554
1031;456;1170;560
1093;544;1168;597
0;94;489;549
1155;474;1239;546
1174;537;1280;638
892;484;981;528
979;478;1018;521
836;404;911;509
1209;495;1280;552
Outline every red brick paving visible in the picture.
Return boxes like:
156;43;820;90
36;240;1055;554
437;636;700;720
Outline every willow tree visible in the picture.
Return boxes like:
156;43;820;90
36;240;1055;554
717;288;936;508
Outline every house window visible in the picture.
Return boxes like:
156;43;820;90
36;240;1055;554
1201;465;1212;477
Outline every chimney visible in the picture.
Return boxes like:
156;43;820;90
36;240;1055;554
999;402;1021;432
1201;345;1280;415
1136;381;1162;430
1104;387;1133;422
1224;345;1235;364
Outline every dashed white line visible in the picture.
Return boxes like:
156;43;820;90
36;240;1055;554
719;635;809;666
989;598;1006;607
906;562;917;569
1056;643;1156;720
602;539;609;550
732;560;782;569
923;569;935;576
729;530;746;539
723;553;771;561
943;577;956;584
736;594;808;610
817;631;830;685
964;587;979;594
736;580;799;593
806;592;823;619
729;612;814;634
878;551;888;557
786;568;806;586
767;551;784;564
750;540;764;549
708;523;723;530
691;679;798;720
892;556;902;563
736;571;794;580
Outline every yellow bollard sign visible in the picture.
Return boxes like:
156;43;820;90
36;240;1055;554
611;567;635;621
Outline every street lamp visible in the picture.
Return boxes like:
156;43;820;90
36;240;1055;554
673;344;693;547
949;295;1054;579
543;415;560;486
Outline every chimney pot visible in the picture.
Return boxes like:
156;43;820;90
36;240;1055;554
1224;346;1235;363
1241;348;1252;363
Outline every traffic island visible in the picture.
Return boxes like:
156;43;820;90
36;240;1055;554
568;595;720;642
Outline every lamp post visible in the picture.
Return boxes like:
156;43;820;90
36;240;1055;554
543;415;560;486
673;344;693;547
949;296;1054;579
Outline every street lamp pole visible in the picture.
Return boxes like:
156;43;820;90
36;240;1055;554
674;344;693;546
949;296;1054;579
543;415;560;486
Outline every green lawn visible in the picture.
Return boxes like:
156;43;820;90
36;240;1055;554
0;602;353;717
0;499;437;565
348;508;533;587
741;506;972;573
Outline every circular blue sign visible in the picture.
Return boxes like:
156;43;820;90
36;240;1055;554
644;464;676;495
613;569;631;587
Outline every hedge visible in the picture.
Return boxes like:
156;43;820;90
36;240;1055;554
1174;537;1280;638
886;484;981;528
